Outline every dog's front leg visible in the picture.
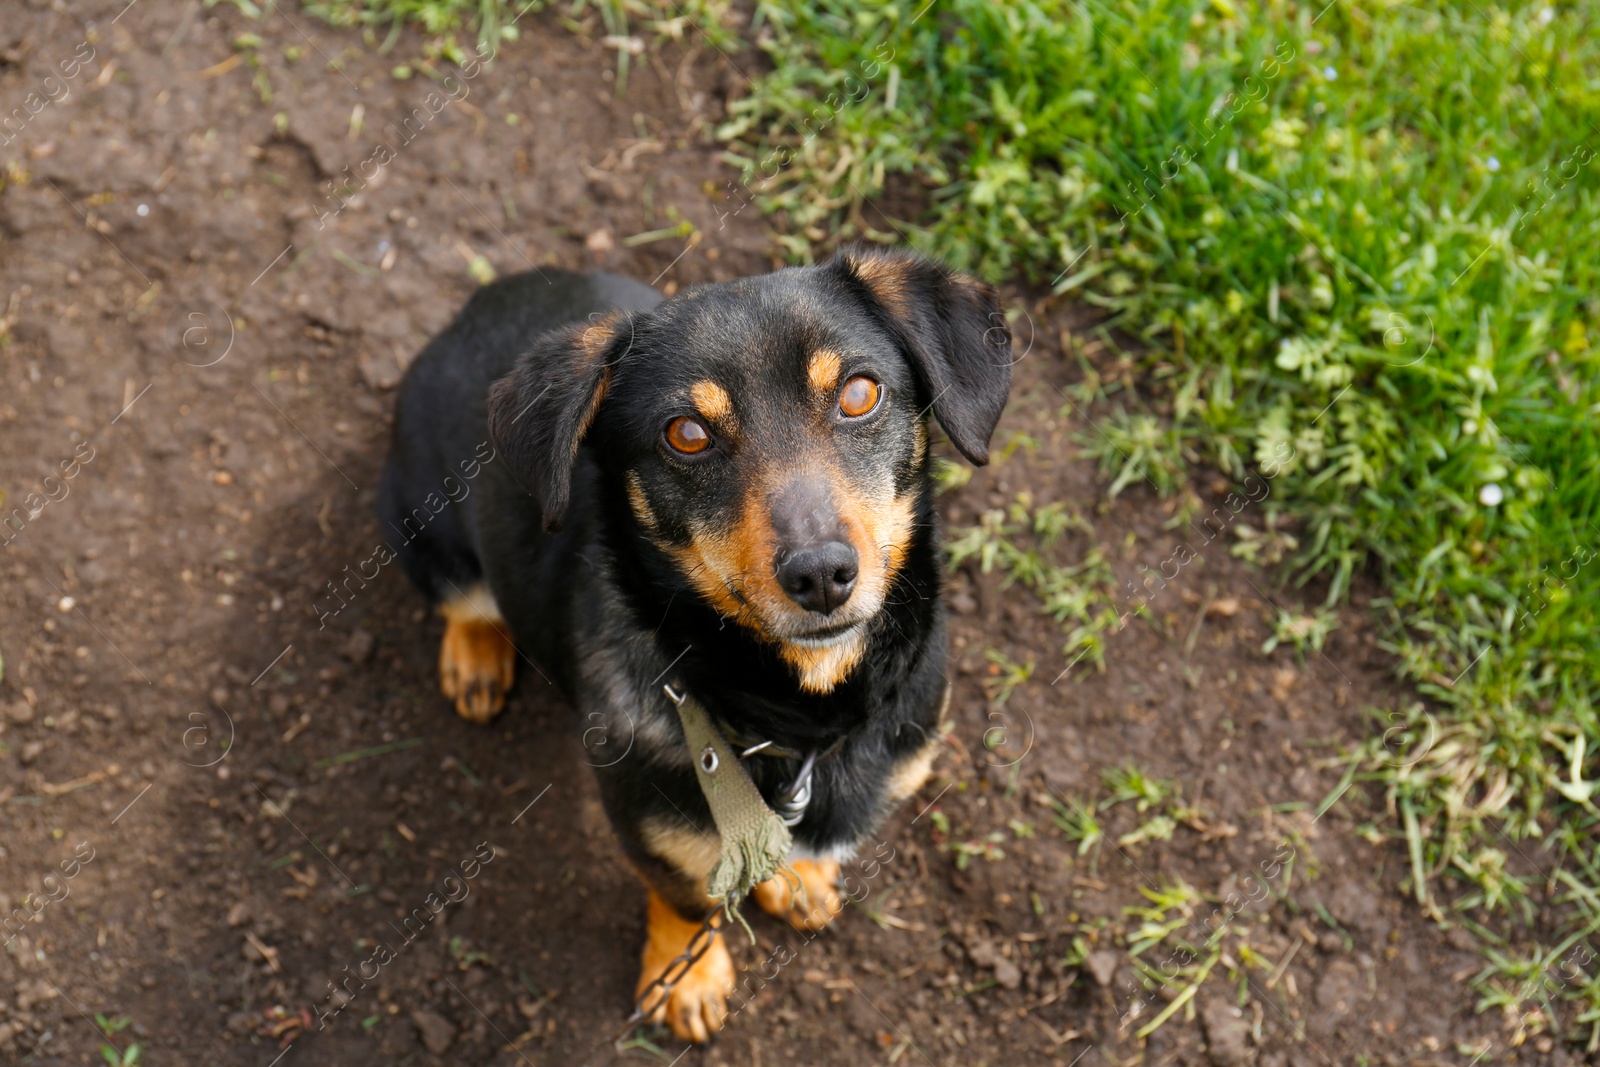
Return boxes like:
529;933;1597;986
635;887;734;1043
629;816;737;1042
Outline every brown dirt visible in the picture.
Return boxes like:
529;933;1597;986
0;3;1547;1065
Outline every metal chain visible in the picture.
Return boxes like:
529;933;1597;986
572;902;728;1063
623;900;727;1027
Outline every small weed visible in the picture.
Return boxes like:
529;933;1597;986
947;497;1123;674
1125;880;1202;954
1101;764;1175;813
1261;609;1340;658
949;832;1007;871
982;649;1034;707
1230;513;1301;567
1076;410;1194;499
448;935;492;969
1117;814;1177;848
1060;935;1090;969
1029;500;1087;545
930;456;973;494
95;1015;140;1067
1050;795;1104;856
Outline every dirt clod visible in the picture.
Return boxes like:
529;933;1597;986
965;936;999;968
342;628;376;665
1199;997;1253;1066
1207;596;1241;616
1313;958;1366;1019
1086;950;1120;987
410;1008;456;1054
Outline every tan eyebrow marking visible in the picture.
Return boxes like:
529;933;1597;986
689;380;734;425
807;350;843;397
806;351;844;398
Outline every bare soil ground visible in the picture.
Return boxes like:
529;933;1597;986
0;3;1550;1065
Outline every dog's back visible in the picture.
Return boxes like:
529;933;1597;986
379;270;659;601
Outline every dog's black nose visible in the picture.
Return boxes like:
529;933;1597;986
777;542;858;614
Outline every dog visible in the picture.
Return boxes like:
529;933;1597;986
379;246;1011;1042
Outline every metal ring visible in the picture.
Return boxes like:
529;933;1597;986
699;746;719;774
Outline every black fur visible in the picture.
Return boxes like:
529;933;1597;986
383;250;1010;920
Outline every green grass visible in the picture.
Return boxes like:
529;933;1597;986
306;0;1600;1044
719;0;1600;1043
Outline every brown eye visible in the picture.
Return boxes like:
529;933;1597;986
839;376;881;418
665;416;711;455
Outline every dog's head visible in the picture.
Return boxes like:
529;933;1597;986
489;247;1012;693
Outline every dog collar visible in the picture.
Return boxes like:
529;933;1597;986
678;700;831;828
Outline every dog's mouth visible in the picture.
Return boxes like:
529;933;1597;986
779;618;866;649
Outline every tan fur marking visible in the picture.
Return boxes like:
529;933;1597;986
807;350;843;396
848;253;913;317
778;629;869;694
437;586;515;723
574;314;617;361
639;817;723;891
574;365;613;440
754;858;843;931
626;471;658;531
885;734;941;803
637;888;733;1043
835;474;918;594
439;584;505;625
770;472;917;691
667;480;783;634
689;380;735;426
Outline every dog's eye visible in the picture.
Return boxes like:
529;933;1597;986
838;376;881;418
664;416;711;455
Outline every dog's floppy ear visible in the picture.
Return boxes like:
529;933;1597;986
834;246;1012;465
487;313;624;531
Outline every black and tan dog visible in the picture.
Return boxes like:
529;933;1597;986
379;247;1011;1041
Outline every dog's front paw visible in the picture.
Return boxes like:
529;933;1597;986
637;891;734;1043
438;614;515;723
754;858;843;931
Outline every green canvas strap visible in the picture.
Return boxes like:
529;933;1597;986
664;684;795;938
